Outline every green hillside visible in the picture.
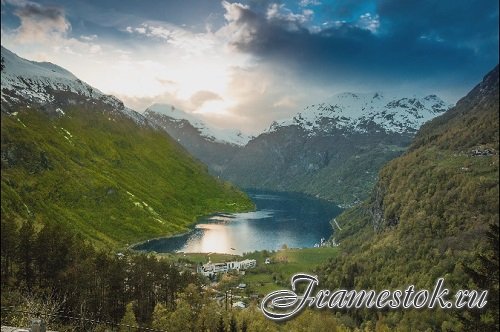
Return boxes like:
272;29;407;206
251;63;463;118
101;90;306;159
1;105;253;249
317;66;499;330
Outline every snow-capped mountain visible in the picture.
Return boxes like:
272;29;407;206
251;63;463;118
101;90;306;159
269;92;451;135
144;103;251;146
222;92;452;206
0;46;143;123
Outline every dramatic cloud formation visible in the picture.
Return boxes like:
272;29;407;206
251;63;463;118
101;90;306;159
222;0;492;87
1;0;498;133
11;1;70;42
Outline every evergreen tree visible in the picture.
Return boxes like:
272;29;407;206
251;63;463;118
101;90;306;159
240;319;248;332
151;303;169;330
17;220;36;290
119;302;138;332
460;222;499;331
1;216;18;283
34;222;74;287
229;314;237;332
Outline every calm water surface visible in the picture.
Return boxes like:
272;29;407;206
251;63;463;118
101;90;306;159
133;190;342;254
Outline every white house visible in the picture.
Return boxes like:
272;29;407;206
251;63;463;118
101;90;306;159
233;301;246;309
198;259;256;277
239;259;257;269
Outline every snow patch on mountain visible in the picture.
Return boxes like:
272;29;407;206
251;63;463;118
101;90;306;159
0;46;144;124
269;92;452;135
145;104;251;146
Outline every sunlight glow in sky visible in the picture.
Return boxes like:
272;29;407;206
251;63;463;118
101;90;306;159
1;0;498;133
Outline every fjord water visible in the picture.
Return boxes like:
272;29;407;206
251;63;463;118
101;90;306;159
134;190;342;254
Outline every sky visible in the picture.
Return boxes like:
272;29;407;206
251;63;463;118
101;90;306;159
1;0;498;133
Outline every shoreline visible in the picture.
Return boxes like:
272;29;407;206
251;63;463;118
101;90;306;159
126;210;247;252
127;229;194;252
126;190;340;254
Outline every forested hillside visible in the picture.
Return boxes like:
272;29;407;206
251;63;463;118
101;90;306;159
1;106;253;248
316;65;499;331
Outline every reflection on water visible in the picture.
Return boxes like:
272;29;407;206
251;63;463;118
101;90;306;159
134;190;342;254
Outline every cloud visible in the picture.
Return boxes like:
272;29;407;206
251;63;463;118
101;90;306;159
190;90;223;108
2;0;104;58
11;1;70;42
266;3;314;29
125;24;172;39
356;13;379;33
299;0;321;7
272;96;297;109
80;34;98;41
156;78;177;86
125;22;217;55
219;0;496;91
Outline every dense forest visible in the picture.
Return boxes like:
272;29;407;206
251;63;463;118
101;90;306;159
1;219;353;331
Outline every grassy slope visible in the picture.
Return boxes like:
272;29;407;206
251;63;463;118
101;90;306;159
162;247;339;296
1;106;253;249
242;247;339;295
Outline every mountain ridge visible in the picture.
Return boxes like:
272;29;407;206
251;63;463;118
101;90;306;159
144;103;252;146
268;92;450;135
141;89;451;205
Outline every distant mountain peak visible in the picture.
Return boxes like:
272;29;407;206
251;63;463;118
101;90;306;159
269;92;451;135
144;103;252;146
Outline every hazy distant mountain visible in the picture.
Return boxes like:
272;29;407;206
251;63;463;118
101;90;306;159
144;104;251;146
143;104;252;174
223;93;451;206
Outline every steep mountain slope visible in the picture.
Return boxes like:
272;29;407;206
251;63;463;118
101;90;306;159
145;104;251;146
1;46;253;248
223;93;450;206
317;65;499;330
0;46;143;123
143;104;250;174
